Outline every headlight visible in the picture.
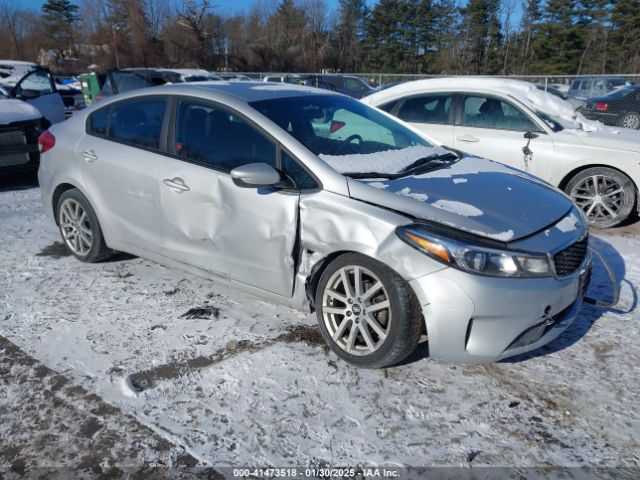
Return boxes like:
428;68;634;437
397;225;553;278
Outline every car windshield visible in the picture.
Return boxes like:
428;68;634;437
251;94;455;177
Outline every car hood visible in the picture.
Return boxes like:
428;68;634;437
0;98;42;124
557;127;640;154
347;156;573;243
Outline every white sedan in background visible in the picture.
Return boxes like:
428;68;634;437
363;78;640;228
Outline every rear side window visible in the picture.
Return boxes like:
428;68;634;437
397;94;452;124
378;100;399;113
175;99;276;172
88;107;109;135
109;98;167;149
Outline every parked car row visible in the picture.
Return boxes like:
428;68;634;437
363;77;640;228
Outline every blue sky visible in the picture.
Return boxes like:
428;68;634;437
17;0;344;16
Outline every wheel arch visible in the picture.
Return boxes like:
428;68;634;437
52;183;79;225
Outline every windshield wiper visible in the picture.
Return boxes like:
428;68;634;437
345;152;460;180
400;152;460;174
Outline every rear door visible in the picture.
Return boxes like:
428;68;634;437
77;96;168;253
158;97;300;296
453;94;554;173
14;69;65;124
391;93;455;146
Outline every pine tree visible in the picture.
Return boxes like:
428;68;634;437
532;0;582;74
41;0;79;58
610;0;640;73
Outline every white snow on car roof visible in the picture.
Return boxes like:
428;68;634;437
319;144;448;175
364;77;606;132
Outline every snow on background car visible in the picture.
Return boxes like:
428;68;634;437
0;183;639;471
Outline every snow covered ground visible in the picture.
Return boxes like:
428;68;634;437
0;176;639;476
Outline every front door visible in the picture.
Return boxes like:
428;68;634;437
453;94;554;176
159;98;299;297
15;69;65;124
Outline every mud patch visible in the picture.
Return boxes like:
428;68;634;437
36;242;71;259
127;324;328;392
276;324;328;351
180;306;221;320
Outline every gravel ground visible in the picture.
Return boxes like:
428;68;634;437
0;174;639;477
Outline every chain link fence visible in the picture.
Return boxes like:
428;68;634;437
232;72;640;130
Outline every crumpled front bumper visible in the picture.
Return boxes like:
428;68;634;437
409;256;591;363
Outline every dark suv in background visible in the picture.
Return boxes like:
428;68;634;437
580;84;640;130
300;74;376;98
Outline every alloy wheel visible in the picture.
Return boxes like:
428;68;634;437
59;198;93;256
321;265;391;356
622;113;640;130
570;174;626;224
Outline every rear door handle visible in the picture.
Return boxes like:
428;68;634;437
456;135;479;143
81;149;98;162
163;177;190;193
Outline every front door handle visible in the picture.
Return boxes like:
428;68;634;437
81;149;98;162
163;177;190;193
456;135;479;143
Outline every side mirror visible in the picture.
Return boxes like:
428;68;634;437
524;131;539;140
231;163;290;189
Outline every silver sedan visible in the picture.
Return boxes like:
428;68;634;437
38;82;592;367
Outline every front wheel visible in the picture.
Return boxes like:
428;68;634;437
565;167;636;228
315;253;423;368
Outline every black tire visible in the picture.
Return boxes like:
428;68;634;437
565;166;636;228
618;111;640;130
315;253;423;368
56;188;112;262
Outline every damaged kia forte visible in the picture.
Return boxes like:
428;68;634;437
38;82;592;368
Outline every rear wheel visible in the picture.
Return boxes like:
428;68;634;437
315;253;423;368
566;167;636;228
56;189;111;262
618;111;640;130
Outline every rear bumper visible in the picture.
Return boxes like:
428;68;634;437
409;257;591;363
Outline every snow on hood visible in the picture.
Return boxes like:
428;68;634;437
364;77;615;133
319;144;451;174
0;98;42;124
348;155;573;242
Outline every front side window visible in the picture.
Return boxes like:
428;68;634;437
345;77;368;92
282;151;317;190
175;100;276;172
109;98;167;149
462;96;538;132
18;70;54;96
397;94;452;124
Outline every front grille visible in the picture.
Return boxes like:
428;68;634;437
554;236;588;276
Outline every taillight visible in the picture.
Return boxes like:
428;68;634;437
38;130;56;153
330;120;345;134
595;102;608;111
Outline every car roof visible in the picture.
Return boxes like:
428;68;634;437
106;81;341;103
